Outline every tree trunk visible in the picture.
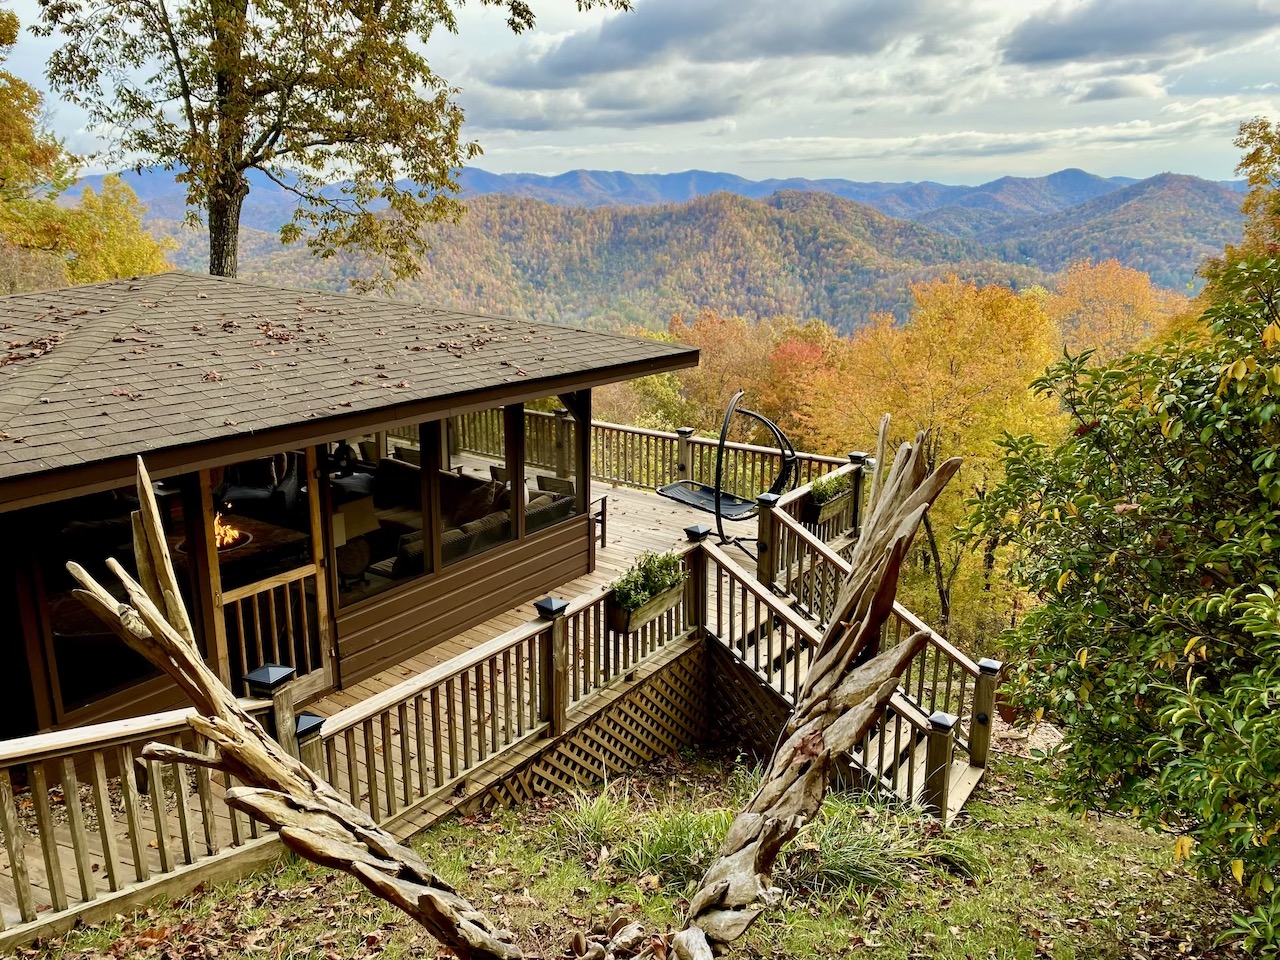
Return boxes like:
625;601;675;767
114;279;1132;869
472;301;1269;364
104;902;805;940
208;174;247;277
922;513;951;631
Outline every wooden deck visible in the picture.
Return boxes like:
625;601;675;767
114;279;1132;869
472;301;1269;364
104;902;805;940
307;481;757;720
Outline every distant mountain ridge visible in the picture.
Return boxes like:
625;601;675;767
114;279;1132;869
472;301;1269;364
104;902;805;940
80;164;1246;330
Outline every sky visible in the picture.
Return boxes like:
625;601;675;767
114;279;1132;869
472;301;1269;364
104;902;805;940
8;0;1280;185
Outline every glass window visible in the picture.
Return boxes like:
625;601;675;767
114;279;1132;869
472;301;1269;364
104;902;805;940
32;477;199;713
210;451;313;592
525;401;581;535
332;433;424;607
441;408;514;565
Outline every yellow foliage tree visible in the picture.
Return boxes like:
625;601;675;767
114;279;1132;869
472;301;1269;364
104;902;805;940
1046;259;1189;362
0;16;170;291
802;275;1062;647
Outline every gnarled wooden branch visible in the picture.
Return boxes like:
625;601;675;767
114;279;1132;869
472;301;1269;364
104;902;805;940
68;457;522;960
671;420;959;960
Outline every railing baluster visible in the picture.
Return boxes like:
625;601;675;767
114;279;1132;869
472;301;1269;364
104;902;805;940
430;687;444;788
344;727;360;808
414;697;429;796
58;757;96;900
380;712;397;818
0;767;36;921
146;756;175;874
363;720;381;819
29;763;68;911
117;745;149;881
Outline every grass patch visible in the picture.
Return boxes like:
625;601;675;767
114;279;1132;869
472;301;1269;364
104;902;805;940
27;751;1248;960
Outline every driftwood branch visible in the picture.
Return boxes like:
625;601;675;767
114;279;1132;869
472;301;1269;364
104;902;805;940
671;419;959;960
69;457;523;960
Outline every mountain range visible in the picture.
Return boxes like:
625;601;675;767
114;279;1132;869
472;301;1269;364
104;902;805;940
77;166;1246;331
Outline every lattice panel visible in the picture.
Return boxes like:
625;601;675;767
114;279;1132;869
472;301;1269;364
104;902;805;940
705;640;792;762
466;643;708;812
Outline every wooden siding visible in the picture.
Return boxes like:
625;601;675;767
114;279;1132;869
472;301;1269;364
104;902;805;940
336;515;592;685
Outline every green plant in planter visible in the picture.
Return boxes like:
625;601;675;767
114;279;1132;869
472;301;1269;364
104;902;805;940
809;471;851;505
612;550;688;612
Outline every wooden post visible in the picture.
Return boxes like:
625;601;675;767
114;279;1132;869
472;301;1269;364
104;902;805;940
245;664;298;757
756;492;780;588
305;446;336;690
923;710;958;819
676;427;694;482
296;712;326;772
970;658;1003;769
554;408;572;478
196;469;232;688
848;452;869;540
534;598;569;737
683;527;710;638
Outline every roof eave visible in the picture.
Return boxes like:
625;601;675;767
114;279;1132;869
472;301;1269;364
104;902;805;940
0;346;699;512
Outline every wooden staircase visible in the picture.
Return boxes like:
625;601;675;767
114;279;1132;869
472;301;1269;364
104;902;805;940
702;540;998;825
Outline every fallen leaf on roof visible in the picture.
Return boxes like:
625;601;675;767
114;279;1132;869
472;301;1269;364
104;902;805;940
201;370;223;382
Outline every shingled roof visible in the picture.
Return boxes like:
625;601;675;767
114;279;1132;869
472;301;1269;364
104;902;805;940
0;272;696;501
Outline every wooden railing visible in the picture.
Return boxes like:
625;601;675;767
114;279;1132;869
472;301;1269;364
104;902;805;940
312;545;700;827
703;541;822;704
0;701;271;935
591;421;681;490
700;543;951;809
449;409;846;499
0;530;984;943
222;565;324;697
886;603;985;759
315;624;549;825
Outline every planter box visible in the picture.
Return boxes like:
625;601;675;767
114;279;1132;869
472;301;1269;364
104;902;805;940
802;489;852;525
607;581;685;633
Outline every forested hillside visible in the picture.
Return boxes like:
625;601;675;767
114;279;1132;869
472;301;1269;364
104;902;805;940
984;173;1246;288
162;191;1043;331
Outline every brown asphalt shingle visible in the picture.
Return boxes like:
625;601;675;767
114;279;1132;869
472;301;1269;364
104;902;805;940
0;272;696;482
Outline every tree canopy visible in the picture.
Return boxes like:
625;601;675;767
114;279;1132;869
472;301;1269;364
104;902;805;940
34;0;631;283
968;253;1280;948
0;13;170;291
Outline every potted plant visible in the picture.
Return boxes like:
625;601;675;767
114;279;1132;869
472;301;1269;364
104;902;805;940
607;551;689;633
801;471;854;525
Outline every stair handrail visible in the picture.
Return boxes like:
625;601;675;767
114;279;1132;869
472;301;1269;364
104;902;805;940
702;541;823;649
890;602;981;680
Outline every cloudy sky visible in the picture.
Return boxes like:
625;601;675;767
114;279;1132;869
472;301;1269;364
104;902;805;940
9;0;1280;184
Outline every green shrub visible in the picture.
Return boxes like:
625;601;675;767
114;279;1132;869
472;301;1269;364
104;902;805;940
612;551;688;612
967;253;1280;953
808;470;851;505
616;807;732;889
781;794;986;896
546;784;634;862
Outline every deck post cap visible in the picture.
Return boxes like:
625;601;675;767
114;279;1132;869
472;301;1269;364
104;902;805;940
757;492;781;508
929;710;959;733
244;663;295;696
534;596;569;619
848;451;869;465
294;711;325;742
684;523;712;542
676;427;695;437
978;657;1004;676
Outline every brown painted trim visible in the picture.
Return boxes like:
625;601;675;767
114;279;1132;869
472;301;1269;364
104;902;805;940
195;469;231;688
0;353;698;512
15;565;54;731
305;445;337;691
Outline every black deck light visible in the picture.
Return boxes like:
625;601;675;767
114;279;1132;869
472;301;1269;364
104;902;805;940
534;596;569;619
294;711;325;742
684;523;712;542
243;663;296;698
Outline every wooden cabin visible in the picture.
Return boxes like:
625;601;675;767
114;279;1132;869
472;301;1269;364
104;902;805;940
0;272;697;737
